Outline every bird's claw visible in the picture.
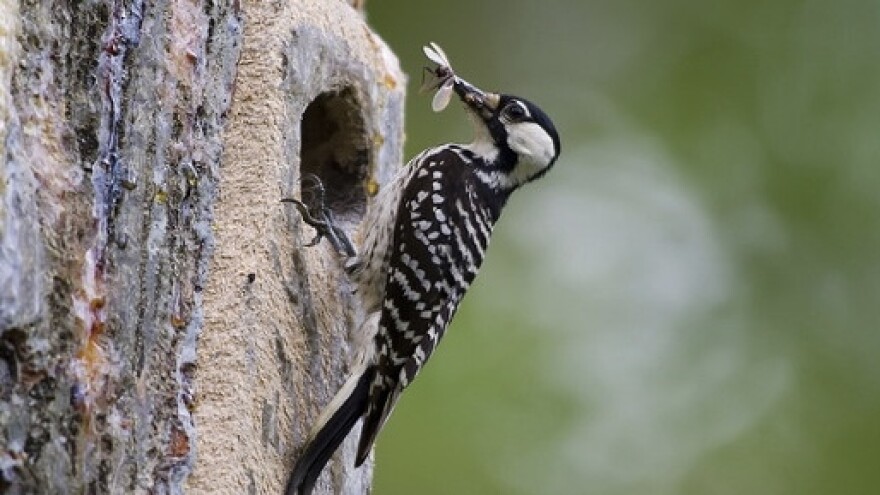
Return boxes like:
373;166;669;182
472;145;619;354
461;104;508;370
282;174;357;258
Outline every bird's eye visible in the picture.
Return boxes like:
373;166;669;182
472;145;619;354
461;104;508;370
505;102;527;121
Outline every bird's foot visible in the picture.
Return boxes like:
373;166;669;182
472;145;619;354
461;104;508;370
282;173;357;258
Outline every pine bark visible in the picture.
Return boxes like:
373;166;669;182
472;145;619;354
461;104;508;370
0;1;404;493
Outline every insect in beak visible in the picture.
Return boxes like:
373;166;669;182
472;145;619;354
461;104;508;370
421;42;458;112
421;42;498;116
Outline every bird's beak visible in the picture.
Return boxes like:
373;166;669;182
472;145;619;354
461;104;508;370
453;77;499;120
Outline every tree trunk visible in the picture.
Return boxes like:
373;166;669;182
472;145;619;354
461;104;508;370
0;0;405;493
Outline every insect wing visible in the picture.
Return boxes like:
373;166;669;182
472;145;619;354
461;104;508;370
419;67;443;93
423;42;451;68
429;42;451;66
422;45;445;67
431;80;454;112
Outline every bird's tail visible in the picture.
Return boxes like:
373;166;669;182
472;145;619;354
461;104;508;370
285;364;376;495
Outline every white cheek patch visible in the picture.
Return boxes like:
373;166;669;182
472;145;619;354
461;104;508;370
507;122;556;176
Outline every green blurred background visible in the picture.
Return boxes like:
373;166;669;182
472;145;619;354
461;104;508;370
368;1;880;494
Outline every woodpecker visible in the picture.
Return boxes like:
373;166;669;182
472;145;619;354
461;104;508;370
284;43;560;495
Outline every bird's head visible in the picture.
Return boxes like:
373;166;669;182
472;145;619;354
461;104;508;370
422;42;560;190
453;79;561;189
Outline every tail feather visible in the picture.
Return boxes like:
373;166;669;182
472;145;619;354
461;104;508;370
354;384;398;467
286;366;375;495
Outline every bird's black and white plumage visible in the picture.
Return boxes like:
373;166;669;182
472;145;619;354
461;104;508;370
285;43;560;495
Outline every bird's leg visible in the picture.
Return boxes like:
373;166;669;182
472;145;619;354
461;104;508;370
282;174;357;258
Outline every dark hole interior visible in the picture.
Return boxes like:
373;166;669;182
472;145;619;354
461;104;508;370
300;88;369;224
